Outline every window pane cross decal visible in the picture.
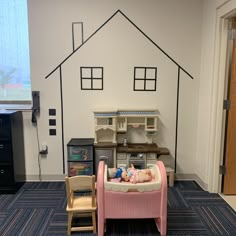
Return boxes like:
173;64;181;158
80;67;103;90
134;67;157;91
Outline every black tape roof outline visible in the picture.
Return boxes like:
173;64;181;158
45;9;193;80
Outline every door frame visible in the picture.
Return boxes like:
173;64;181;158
208;2;236;193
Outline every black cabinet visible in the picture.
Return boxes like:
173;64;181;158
67;138;94;176
0;111;25;193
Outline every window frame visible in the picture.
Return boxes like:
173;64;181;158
80;67;103;90
133;67;157;91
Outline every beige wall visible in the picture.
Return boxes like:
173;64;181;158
196;0;236;191
25;0;202;180
21;0;233;190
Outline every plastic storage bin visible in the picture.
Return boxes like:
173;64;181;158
68;162;93;176
67;138;94;176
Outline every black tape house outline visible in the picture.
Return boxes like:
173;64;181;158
45;10;193;174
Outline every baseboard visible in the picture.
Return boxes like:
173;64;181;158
20;175;66;181
175;173;208;191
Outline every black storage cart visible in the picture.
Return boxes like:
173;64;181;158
67;138;94;176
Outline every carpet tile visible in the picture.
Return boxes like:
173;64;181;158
0;180;235;235
7;189;65;209
168;188;189;208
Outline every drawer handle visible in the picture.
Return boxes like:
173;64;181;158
0;169;5;174
0;144;4;149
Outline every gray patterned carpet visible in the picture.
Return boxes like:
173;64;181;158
0;181;235;235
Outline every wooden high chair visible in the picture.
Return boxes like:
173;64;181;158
65;175;97;235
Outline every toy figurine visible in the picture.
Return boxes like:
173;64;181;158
108;166;126;179
108;164;154;183
122;164;154;183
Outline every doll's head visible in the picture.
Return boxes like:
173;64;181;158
121;170;129;182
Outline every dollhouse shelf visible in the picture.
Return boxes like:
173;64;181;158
94;109;159;143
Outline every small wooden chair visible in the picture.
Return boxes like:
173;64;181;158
65;175;97;235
